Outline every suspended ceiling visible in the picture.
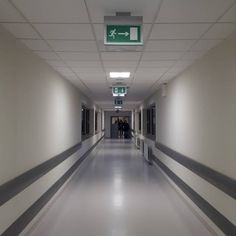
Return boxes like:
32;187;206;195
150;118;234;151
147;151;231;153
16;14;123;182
0;0;236;109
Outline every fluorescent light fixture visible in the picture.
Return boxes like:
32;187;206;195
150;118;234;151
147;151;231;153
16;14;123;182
113;93;125;97
114;106;122;109
110;72;130;78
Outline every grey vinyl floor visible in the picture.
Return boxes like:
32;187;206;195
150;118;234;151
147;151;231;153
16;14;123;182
26;139;215;236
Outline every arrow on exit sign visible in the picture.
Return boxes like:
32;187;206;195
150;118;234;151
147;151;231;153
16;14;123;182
105;25;142;45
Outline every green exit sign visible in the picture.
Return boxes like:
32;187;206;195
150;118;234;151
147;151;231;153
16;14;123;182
112;86;127;95
105;25;142;45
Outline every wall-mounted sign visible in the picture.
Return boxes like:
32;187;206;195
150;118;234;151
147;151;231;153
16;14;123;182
104;15;143;45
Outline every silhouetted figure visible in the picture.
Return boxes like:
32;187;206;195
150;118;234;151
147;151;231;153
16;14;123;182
123;120;130;139
118;120;124;138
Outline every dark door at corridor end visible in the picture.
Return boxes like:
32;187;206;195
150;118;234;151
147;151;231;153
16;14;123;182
110;116;130;139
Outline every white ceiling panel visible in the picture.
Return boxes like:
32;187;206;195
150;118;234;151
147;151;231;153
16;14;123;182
73;67;104;74
0;0;25;22
145;40;195;51
136;67;168;75
86;0;162;23
142;52;184;60
219;4;236;22
156;0;235;23
67;61;102;68
103;61;138;68
77;75;107;81
203;23;236;39
76;72;106;79
101;52;141;61
1;23;40;38
46;60;66;67
12;0;89;23
190;39;222;51
181;51;205;61
98;43;143;52
21;39;51;51
150;24;211;39
58;52;100;61
33;24;94;40
48;40;97;52
94;23;151;41
34;51;60;60
139;60;175;68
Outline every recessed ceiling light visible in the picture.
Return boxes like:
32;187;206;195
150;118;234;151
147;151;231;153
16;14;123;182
110;72;130;78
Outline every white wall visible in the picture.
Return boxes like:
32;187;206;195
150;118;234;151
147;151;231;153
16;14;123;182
0;25;103;234
141;32;236;232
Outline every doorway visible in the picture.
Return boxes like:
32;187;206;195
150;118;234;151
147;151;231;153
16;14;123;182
110;116;130;139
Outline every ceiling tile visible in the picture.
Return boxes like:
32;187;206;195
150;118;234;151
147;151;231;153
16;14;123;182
12;0;89;23
139;60;176;68
34;51;60;60
21;39;51;50
190;39;222;51
103;61;138;68
47;40;97;52
0;0;25;22
1;23;40;38
101;52;141;61
66;61;102;68
34;24;94;40
73;67;104;74
181;51;205;60
86;0;162;23
136;68;168;75
142;52;184;60
145;39;195;51
76;71;105;76
219;4;236;22
58;52;100;61
150;24;211;39
79;75;107;82
156;0;235;23
98;42;143;52
203;23;236;39
105;68;135;74
46;60;66;67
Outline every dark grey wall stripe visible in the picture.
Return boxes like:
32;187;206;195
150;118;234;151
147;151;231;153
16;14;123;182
1;136;104;236
156;142;236;199
152;156;236;236
0;142;83;207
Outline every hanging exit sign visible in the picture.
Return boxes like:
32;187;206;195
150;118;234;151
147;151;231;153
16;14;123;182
105;25;142;45
112;86;127;96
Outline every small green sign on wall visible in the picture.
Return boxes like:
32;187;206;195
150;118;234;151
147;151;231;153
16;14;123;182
105;25;142;45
